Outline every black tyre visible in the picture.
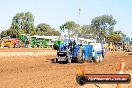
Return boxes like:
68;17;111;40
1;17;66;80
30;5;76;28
55;58;58;63
77;47;84;63
53;44;59;50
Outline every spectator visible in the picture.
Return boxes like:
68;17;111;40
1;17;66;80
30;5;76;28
24;40;26;48
15;38;18;48
28;40;31;48
1;41;4;48
13;41;16;48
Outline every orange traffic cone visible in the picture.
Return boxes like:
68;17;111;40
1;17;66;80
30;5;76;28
78;67;85;75
119;59;125;74
116;83;121;88
116;60;125;88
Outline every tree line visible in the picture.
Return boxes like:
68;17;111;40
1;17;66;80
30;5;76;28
60;15;128;44
1;11;128;44
1;12;60;38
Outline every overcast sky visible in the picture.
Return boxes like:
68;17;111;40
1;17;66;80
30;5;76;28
0;0;132;37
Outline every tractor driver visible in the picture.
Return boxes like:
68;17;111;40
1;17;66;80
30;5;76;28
68;38;76;56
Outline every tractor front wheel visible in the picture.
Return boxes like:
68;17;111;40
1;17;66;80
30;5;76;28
55;58;58;63
68;58;72;63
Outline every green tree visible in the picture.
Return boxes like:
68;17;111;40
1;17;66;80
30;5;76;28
60;21;80;38
114;30;126;42
79;25;93;38
1;12;35;38
11;12;34;35
36;23;50;33
60;21;76;31
36;23;59;36
22;12;34;34
106;30;126;44
11;12;24;30
91;14;117;41
1;30;8;37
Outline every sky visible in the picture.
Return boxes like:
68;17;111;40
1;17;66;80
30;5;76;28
0;0;132;37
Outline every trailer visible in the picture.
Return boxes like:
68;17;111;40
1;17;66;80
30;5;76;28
90;43;103;62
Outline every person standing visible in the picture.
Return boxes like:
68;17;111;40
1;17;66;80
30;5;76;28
109;43;113;51
24;40;26;48
1;41;4;48
13;41;16;48
28;40;31;48
18;39;20;48
15;38;18;48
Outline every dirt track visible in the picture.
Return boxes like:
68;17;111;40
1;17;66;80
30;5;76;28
0;48;132;88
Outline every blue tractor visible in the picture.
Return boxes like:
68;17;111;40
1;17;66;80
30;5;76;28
53;32;105;63
54;39;94;63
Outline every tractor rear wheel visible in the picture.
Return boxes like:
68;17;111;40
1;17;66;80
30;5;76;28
55;58;58;63
77;47;84;63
